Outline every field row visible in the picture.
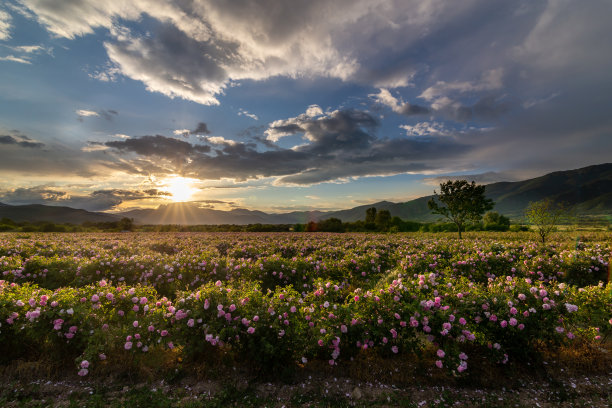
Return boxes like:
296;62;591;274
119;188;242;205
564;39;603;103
0;232;610;379
1;232;609;296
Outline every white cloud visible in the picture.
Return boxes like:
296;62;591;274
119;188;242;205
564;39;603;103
238;109;258;121
18;0;479;105
205;136;237;146
305;104;323;118
10;45;44;53
419;68;504;102
369;88;430;116
81;144;109;152
370;88;402;112
75;109;99;117
0;55;31;64
173;129;190;137
400;122;451;137
113;133;130;139
0;9;11;40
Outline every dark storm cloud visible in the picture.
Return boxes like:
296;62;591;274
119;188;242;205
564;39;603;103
105;135;211;158
180;109;472;184
94;108;470;185
0;187;171;212
91;189;170;200
0;187;69;204
0;134;44;148
15;0;612;185
399;104;431;116
191;122;211;135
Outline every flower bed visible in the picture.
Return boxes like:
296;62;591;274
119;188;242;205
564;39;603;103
0;232;610;378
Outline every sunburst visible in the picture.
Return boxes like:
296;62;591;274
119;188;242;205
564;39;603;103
164;176;198;202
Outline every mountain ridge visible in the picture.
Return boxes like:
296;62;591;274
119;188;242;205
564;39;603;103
1;163;610;225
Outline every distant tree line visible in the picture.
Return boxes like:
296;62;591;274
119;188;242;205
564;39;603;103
293;206;519;233
0;217;136;233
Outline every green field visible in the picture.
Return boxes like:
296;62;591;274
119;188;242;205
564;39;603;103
0;231;610;407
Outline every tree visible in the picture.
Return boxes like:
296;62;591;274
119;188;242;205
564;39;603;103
375;209;391;231
483;211;510;231
427;180;494;239
118;217;134;231
318;217;344;232
365;207;377;224
524;199;568;244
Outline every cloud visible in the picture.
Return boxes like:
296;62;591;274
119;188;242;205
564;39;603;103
422;171;518;186
0;9;12;40
400;122;451;137
103;23;233;105
191;122;211;135
105;135;211;160
179;108;471;185
0;55;31;64
0;43;53;64
94;107;466;185
76;109;99;117
238;109;258;121
76;109;118;121
419;69;504;102
174;122;211;138
370;88;430;116
20;0;469;104
14;0;612;183
203;136;237;146
81;142;109;152
0;186;171;212
0;134;44;148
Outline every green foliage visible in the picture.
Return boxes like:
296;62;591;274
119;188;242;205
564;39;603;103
483;211;510;231
525;199;571;244
428;180;494;238
317;217;344;232
375;209;392;231
0;232;609;380
365;207;377;224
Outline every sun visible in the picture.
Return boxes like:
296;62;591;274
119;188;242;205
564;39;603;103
164;176;198;202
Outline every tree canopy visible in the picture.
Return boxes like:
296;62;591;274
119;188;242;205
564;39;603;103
525;198;569;244
427;180;494;238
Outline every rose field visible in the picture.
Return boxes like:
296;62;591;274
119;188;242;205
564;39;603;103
0;231;610;407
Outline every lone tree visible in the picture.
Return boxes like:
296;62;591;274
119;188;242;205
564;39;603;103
524;198;568;244
428;180;494;238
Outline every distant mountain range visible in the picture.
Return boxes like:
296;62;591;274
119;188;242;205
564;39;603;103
2;163;611;225
0;203;121;224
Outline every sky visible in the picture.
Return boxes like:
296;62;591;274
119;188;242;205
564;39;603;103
0;0;611;213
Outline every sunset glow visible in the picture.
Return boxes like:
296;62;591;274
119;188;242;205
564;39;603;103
164;177;198;203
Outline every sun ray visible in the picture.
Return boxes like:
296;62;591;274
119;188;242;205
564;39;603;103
164;176;198;202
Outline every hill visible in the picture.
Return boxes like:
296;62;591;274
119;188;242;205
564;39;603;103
1;163;610;225
121;202;326;225
0;203;121;224
327;163;612;222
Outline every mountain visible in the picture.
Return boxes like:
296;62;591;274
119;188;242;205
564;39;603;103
2;163;610;225
484;163;612;218
0;203;121;224
120;162;612;224
121;203;326;225
325;163;612;222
